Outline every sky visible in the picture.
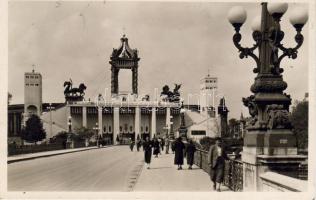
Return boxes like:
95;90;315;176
8;1;309;119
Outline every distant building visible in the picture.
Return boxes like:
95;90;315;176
24;70;42;117
181;73;221;140
199;73;217;117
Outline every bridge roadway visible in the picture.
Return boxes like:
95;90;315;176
8;145;223;191
8;146;144;191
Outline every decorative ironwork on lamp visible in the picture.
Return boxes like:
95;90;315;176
228;3;307;75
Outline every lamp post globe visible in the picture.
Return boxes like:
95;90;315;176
251;15;261;32
267;3;288;20
289;7;308;30
227;6;247;30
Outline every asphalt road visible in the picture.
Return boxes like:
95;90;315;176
8;146;144;191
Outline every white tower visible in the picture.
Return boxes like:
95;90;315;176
199;73;219;138
24;69;42;117
199;73;218;117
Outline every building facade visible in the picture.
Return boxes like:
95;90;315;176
59;35;181;143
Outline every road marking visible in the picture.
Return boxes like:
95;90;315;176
127;160;144;191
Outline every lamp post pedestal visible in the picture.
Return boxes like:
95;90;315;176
241;128;306;191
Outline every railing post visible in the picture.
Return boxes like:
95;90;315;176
200;150;202;169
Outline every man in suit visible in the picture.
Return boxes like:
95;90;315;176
207;137;227;192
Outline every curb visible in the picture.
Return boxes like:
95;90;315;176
8;145;114;164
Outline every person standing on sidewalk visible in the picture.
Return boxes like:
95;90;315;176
136;137;142;152
160;137;165;152
207;137;227;192
129;139;135;152
174;137;185;170
171;139;176;154
143;136;153;169
153;137;160;158
165;136;170;154
185;139;196;170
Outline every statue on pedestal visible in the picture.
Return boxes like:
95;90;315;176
160;84;181;103
63;79;87;102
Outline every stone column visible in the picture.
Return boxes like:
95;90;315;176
166;107;171;137
132;67;138;95
134;106;141;141
113;107;120;144
151;107;156;139
98;107;103;136
111;67;119;95
82;106;87;128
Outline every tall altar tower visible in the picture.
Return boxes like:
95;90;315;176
200;73;218;117
24;69;42;117
109;35;140;97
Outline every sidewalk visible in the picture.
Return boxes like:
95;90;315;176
133;152;230;191
8;145;111;164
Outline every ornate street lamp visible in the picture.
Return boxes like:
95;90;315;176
227;3;308;190
47;103;55;143
228;2;307;133
178;101;187;139
67;116;72;147
93;122;99;147
67;116;72;133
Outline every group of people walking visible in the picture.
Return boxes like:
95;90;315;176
136;136;196;170
129;135;227;192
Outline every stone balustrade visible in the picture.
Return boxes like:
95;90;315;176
260;171;308;192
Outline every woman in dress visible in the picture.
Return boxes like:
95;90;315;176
153;138;160;158
143;136;153;169
174;137;185;170
186;139;196;170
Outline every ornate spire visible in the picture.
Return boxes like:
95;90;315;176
111;35;138;59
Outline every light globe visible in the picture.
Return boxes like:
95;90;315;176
251;15;261;31
267;3;288;16
227;6;247;25
290;7;308;26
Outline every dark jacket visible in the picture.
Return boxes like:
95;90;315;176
186;142;196;165
143;140;153;164
174;139;185;165
153;140;160;155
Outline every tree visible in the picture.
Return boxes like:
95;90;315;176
75;127;94;141
21;114;46;144
290;100;308;150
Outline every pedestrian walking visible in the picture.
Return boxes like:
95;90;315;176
116;135;120;145
207;137;227;192
143;136;153;169
171;140;176;154
165;137;170;154
136;138;142;152
174;137;185;170
186;139;196;170
160;137;165;152
129;139;135;151
153;138;160;158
